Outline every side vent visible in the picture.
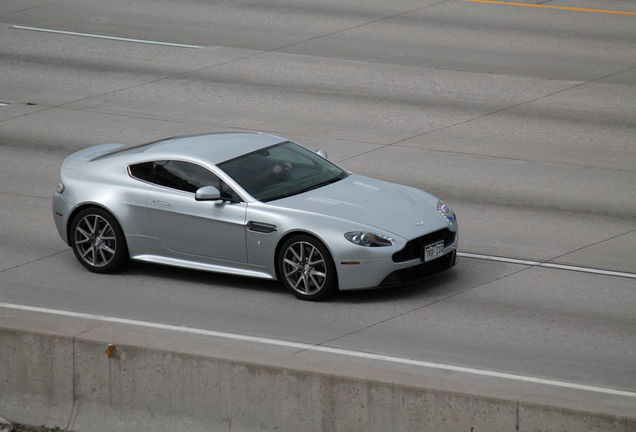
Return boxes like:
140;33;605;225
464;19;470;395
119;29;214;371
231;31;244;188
247;221;277;234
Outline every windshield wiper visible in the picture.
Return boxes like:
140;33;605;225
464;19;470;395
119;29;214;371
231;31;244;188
264;173;346;202
300;173;347;193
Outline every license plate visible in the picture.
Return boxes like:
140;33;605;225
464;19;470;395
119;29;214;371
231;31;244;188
423;240;445;262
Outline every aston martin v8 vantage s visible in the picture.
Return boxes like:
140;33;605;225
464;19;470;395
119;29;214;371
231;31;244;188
53;132;458;300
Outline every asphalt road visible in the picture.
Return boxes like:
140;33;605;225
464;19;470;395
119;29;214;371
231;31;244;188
1;0;635;399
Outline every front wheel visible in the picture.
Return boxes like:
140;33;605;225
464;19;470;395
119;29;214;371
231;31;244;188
278;235;338;301
70;207;129;273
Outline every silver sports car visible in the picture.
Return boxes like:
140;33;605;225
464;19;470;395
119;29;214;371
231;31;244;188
53;132;458;300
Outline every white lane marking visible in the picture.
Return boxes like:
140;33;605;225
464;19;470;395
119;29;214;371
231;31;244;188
458;252;636;280
2;302;635;398
11;25;206;49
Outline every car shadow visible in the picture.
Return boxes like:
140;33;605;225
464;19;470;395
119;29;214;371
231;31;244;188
122;261;285;294
331;269;463;304
118;260;465;304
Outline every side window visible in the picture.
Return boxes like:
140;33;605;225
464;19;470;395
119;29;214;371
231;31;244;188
129;161;155;183
130;160;241;201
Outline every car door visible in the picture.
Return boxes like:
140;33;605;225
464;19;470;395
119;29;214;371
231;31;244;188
132;160;248;262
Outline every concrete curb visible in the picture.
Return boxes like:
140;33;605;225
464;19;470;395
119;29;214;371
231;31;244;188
1;309;635;431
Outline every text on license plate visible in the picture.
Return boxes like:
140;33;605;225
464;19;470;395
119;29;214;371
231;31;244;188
423;240;445;262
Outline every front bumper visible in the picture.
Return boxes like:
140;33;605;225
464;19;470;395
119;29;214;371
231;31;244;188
336;227;458;291
379;249;458;287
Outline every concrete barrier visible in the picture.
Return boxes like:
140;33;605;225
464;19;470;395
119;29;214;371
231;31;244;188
1;309;635;431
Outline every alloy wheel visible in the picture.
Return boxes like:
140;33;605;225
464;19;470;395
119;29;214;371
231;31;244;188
74;214;117;268
282;240;328;296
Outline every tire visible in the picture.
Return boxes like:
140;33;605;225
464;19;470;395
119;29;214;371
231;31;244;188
70;207;130;273
278;234;338;301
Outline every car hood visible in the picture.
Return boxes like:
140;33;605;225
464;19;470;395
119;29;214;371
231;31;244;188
272;174;449;240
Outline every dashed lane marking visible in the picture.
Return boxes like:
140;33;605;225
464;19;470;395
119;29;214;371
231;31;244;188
11;25;206;49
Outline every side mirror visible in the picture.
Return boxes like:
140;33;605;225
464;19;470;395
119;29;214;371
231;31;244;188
316;149;328;159
195;185;221;201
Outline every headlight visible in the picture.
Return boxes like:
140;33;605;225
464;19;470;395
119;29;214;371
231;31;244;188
437;200;456;224
56;182;65;194
345;231;395;247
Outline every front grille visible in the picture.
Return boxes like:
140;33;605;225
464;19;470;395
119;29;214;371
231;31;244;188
392;228;456;263
380;250;456;286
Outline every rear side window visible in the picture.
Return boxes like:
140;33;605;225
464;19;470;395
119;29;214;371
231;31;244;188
130;160;241;201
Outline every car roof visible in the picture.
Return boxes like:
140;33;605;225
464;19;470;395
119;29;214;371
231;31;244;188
99;132;288;165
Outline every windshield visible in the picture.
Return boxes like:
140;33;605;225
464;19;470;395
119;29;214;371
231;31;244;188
218;141;349;202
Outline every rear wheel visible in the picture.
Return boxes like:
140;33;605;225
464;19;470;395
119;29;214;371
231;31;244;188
278;235;337;301
70;207;129;273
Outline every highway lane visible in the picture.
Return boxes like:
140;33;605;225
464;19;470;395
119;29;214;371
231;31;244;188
1;0;635;398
